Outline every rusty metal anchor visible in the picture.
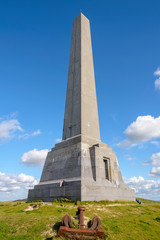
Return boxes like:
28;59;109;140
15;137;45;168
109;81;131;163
58;206;106;239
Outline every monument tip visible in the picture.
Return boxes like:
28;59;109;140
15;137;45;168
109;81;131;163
75;11;89;21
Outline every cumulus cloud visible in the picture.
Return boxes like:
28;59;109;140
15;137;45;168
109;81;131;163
21;149;48;166
149;167;160;178
142;153;160;178
0;119;23;142
142;153;160;166
150;153;160;167
119;115;160;147
124;176;160;198
154;67;160;90
148;153;160;178
0;172;38;193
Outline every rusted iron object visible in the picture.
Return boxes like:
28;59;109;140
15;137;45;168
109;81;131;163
90;216;101;230
62;215;73;228
78;205;85;229
58;206;106;239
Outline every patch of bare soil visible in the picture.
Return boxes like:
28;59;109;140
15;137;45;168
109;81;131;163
24;204;39;211
88;203;136;213
105;203;136;207
24;202;53;211
96;207;109;212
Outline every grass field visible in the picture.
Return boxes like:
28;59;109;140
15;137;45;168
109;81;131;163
0;198;160;240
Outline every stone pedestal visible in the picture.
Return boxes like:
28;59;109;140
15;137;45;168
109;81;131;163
28;135;135;201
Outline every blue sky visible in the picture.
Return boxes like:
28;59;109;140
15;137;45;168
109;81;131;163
0;0;160;201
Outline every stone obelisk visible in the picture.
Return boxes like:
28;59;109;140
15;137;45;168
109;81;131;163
63;13;100;141
28;13;135;202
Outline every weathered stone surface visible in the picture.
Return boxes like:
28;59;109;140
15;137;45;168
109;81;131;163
28;13;135;202
62;13;100;141
28;136;135;201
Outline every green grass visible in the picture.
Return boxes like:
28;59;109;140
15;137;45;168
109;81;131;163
0;198;160;239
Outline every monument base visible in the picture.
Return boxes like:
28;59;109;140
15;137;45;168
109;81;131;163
28;135;135;202
28;180;135;202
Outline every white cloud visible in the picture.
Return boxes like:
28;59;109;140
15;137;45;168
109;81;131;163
0;115;42;143
124;176;160;199
150;153;160;167
32;130;41;136
119;115;160;147
149;167;160;178
19;129;41;139
142;153;160;176
0;172;38;193
0;119;23;142
155;78;160;90
141;160;151;166
124;155;136;161
154;67;160;76
56;138;62;143
154;67;160;90
127;157;136;161
141;153;160;178
147;153;160;178
21;149;48;166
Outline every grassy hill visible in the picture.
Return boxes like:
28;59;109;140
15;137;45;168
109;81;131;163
0;198;160;239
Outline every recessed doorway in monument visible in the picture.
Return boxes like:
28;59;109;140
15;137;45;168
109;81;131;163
103;157;111;181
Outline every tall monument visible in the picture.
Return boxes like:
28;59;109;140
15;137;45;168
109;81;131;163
28;13;135;201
